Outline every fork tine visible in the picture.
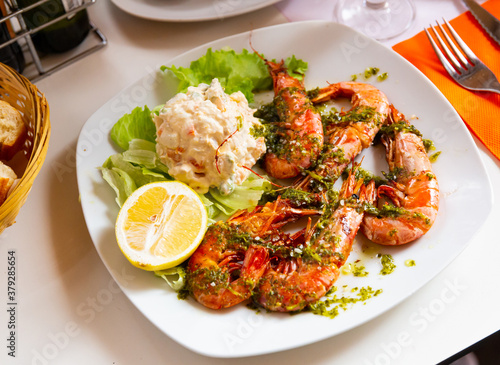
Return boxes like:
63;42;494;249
425;25;465;74
424;28;459;78
436;21;469;68
443;18;479;64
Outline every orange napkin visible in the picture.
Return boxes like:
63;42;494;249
393;0;500;160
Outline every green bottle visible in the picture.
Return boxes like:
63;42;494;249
0;4;25;72
17;0;91;54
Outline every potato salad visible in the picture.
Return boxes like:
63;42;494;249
154;79;266;195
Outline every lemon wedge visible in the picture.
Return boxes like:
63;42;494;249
115;181;208;271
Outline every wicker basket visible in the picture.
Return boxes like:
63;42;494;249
0;62;50;233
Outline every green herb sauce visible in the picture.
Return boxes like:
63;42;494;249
308;286;383;318
254;94;321;162
364;67;379;79
349;67;388;82
378;254;396;275
306;87;320;100
413;212;431;225
342;262;369;277
405;259;416;267
322;106;379;126
423;138;435;152
380;120;422;138
343;165;388;187
377;72;388;81
429;151;441;163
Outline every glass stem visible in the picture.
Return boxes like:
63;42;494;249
365;0;388;10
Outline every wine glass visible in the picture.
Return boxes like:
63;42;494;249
335;0;416;41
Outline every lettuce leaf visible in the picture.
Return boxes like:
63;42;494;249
100;167;137;207
162;47;308;103
110;106;156;150
100;139;172;206
155;267;186;291
284;55;308;81
207;174;272;217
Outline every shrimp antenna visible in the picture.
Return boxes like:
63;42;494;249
248;30;266;63
248;31;285;72
241;166;284;188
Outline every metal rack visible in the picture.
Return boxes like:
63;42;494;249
0;0;106;82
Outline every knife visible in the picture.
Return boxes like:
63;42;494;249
462;0;500;45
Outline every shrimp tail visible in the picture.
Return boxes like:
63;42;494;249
377;185;405;207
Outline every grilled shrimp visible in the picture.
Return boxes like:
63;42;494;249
261;59;324;179
254;167;375;312
298;82;390;190
187;199;320;309
361;107;439;245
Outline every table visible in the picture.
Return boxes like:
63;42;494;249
2;0;499;364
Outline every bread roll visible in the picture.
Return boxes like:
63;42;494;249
0;161;16;205
0;100;27;160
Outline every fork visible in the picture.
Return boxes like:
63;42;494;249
424;19;500;94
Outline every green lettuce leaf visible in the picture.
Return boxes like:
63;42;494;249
110;106;156;150
163;48;270;103
100;167;137;207
155;267;186;291
100;140;173;206
284;55;308;81
162;47;308;103
198;194;220;223
207;174;272;217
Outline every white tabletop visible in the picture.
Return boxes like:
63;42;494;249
2;0;499;364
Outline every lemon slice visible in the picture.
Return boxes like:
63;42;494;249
115;181;208;271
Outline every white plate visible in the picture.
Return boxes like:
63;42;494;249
76;21;493;357
110;0;283;22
